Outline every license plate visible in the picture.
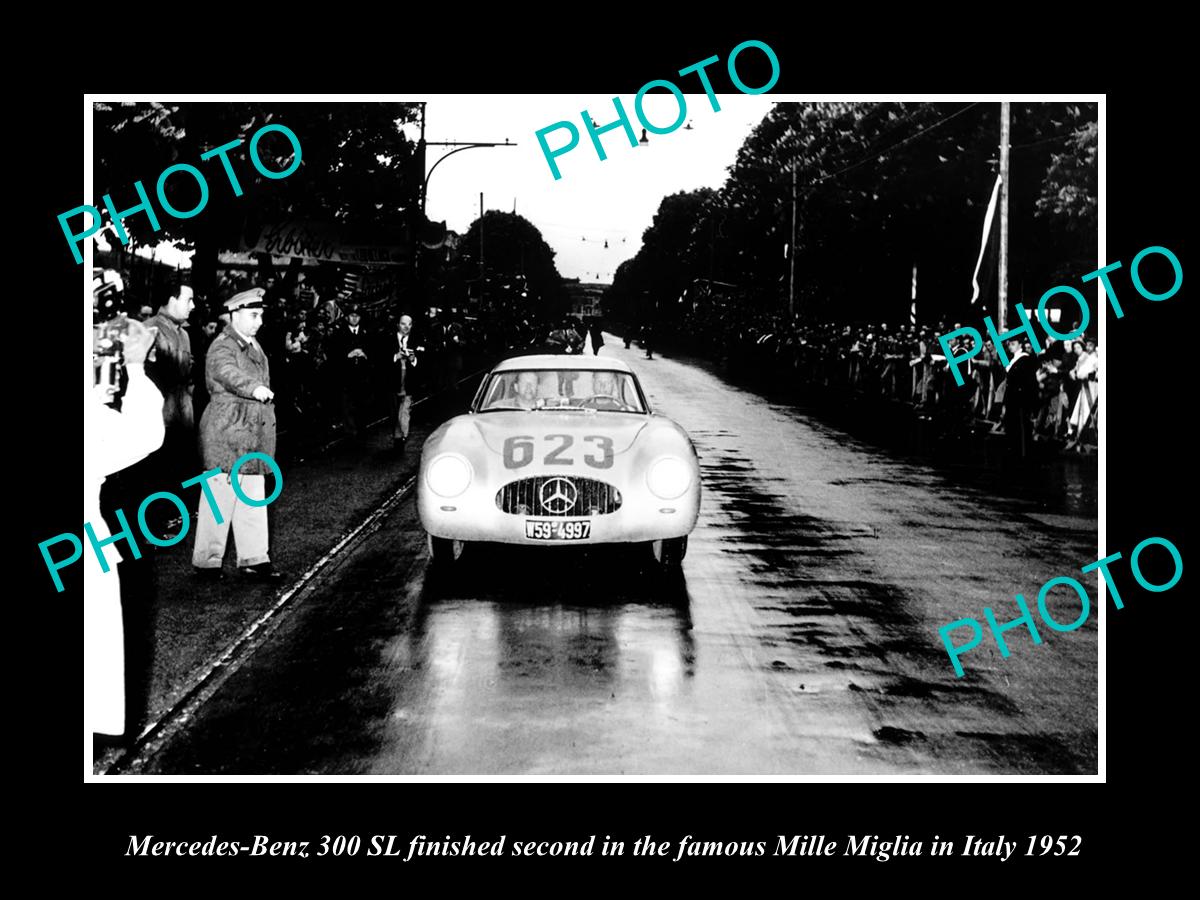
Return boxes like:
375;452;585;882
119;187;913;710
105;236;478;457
525;519;592;541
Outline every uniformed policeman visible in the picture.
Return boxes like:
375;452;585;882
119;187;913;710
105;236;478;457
191;288;282;580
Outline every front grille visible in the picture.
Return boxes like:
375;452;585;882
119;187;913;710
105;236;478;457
496;476;623;517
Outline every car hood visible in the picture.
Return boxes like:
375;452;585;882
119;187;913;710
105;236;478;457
470;411;651;455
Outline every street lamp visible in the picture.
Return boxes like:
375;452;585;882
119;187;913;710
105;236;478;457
421;138;517;215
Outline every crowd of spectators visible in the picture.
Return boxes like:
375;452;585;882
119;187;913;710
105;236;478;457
217;292;562;447
672;304;1099;451
90;267;576;747
97;265;573;452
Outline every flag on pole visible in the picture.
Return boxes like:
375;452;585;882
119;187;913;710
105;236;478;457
911;264;918;325
337;269;362;300
970;175;1002;306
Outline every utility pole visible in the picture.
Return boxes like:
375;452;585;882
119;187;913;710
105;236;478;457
414;103;428;314
788;164;797;318
417;102;427;207
416;106;514;315
479;192;485;308
998;101;1010;331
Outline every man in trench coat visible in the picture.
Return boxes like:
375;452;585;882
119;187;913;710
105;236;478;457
191;288;282;580
141;282;196;534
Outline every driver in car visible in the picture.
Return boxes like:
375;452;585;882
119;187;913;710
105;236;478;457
513;371;541;409
592;371;619;399
582;371;627;409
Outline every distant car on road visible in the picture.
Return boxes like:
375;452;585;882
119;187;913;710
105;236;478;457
418;354;700;572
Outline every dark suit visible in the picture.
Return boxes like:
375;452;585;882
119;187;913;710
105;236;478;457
390;329;421;442
144;309;194;430
329;322;373;438
1002;353;1039;457
587;319;605;355
140;308;196;527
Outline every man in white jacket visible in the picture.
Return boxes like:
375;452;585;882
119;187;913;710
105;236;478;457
87;319;164;738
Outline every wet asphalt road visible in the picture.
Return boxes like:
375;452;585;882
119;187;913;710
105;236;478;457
137;341;1097;775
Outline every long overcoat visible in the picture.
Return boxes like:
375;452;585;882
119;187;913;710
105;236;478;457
144;310;194;429
199;325;276;475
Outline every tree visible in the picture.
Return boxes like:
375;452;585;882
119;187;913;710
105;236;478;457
638;188;715;319
1037;117;1097;234
454;211;564;315
607;100;1097;328
92;101;423;307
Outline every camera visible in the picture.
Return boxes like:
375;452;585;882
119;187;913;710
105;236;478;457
91;269;146;405
93;313;130;404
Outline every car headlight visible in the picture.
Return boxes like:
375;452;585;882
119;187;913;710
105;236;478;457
646;456;691;499
426;454;472;497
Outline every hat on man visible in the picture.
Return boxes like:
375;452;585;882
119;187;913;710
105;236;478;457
225;287;266;312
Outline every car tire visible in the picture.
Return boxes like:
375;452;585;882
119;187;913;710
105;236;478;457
428;534;466;566
649;536;687;573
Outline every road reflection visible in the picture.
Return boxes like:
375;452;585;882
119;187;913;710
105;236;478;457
372;545;696;773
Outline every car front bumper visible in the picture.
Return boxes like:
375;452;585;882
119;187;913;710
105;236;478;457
418;482;699;545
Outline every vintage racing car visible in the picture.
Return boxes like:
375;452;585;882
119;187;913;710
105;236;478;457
417;355;700;571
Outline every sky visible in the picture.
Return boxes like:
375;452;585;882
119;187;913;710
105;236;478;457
97;94;774;280
417;93;775;283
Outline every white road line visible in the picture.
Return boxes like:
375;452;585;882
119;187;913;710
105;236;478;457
97;365;481;773
102;474;418;774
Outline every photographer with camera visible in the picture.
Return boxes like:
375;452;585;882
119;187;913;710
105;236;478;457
88;317;165;739
390;313;424;451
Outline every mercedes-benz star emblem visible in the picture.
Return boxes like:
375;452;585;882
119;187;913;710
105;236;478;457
539;477;578;514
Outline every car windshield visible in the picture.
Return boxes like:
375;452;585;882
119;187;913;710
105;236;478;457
476;369;647;413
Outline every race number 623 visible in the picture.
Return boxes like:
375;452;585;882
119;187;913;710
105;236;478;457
503;435;613;469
